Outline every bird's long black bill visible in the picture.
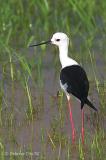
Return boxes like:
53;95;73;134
29;40;51;47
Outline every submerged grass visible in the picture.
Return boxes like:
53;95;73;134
0;0;106;159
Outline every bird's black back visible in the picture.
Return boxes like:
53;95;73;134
60;65;89;102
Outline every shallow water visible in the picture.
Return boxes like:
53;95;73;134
0;46;105;159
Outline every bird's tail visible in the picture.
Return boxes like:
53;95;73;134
85;99;98;111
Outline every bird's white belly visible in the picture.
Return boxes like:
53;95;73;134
60;80;68;94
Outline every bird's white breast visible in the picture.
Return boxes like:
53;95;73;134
60;56;78;68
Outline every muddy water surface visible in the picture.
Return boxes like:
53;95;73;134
1;47;105;159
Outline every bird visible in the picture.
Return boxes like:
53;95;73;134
29;32;97;144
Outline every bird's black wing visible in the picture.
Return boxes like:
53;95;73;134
60;65;89;101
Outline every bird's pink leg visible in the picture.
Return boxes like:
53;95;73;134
81;109;84;144
67;98;76;143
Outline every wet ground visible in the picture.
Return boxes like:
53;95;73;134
0;45;106;159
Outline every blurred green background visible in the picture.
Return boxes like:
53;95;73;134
0;0;106;46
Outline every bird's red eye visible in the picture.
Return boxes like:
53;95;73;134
56;39;60;41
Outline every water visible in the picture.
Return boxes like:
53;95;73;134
0;45;105;159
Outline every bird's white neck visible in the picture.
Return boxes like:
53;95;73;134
59;45;78;68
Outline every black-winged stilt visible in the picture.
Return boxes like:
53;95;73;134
29;32;97;143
